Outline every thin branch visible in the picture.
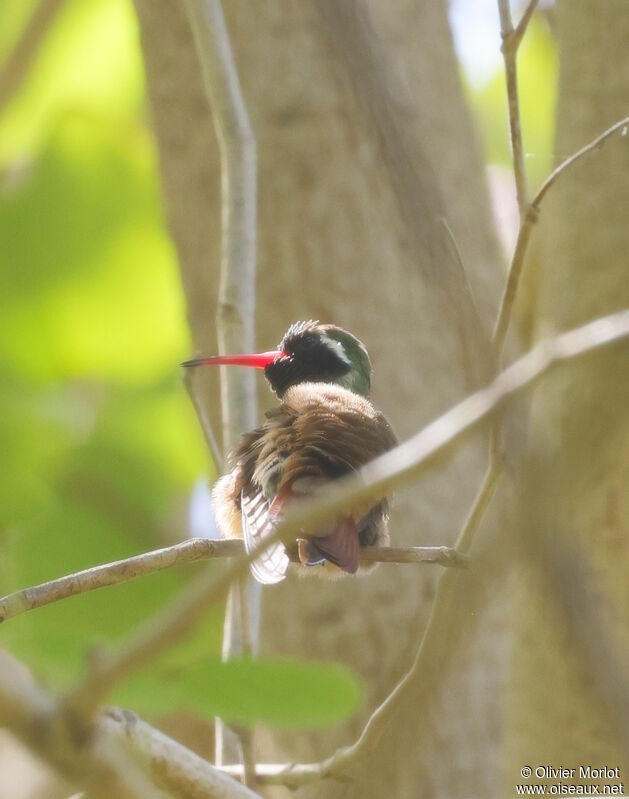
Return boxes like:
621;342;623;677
533;114;629;209
493;114;629;354
0;538;237;623
513;0;540;48
497;0;538;217
183;0;259;769
184;370;223;472
454;434;504;556
60;311;629;722
0;542;466;624
0;0;65;115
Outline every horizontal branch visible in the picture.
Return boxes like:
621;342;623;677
0;540;466;623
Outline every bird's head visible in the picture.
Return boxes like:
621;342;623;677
182;320;373;398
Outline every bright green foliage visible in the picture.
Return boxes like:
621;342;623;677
0;0;211;687
0;0;363;731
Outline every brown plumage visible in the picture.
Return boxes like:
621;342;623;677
183;321;397;583
213;382;396;579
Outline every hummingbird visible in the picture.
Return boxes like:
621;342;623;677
182;321;397;584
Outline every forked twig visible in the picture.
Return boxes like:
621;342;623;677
497;0;539;217
493;114;629;355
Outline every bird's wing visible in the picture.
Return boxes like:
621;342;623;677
241;489;289;585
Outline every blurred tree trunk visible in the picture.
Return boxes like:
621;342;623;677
503;0;629;787
134;0;504;795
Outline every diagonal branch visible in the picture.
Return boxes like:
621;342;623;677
0;650;167;799
0;542;466;623
0;649;261;798
102;707;263;799
60;310;629;722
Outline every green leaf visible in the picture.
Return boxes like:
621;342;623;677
115;655;363;729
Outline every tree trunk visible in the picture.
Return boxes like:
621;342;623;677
134;1;504;795
504;0;629;789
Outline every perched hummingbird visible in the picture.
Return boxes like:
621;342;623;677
183;321;397;584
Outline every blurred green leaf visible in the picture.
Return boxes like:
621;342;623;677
0;110;186;384
0;0;144;160
0;0;216;705
116;655;363;729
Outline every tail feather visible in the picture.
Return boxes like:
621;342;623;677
299;518;360;574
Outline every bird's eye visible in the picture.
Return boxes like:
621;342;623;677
302;333;318;347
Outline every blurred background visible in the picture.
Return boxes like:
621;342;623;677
2;1;627;797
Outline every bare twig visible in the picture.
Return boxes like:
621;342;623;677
184;0;259;770
455;436;504;556
493;114;629;354
0;0;65;115
497;0;538;217
0;542;466;624
183;370;223;472
0;538;237;623
60;311;629;722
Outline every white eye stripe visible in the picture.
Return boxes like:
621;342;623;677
320;333;351;365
